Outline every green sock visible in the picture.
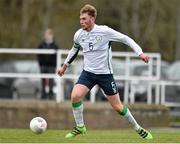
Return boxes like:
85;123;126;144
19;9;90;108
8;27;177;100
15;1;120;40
72;101;84;127
119;105;128;116
118;105;140;131
72;101;82;108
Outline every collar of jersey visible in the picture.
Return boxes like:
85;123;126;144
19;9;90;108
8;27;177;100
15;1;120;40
84;24;97;33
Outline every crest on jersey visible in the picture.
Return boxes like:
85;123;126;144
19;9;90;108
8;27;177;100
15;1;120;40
95;35;102;42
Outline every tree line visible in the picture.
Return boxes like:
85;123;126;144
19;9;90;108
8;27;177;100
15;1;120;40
0;0;179;61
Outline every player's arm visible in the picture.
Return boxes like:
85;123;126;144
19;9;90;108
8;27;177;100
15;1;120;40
64;43;80;66
107;27;149;63
58;29;82;76
58;43;80;76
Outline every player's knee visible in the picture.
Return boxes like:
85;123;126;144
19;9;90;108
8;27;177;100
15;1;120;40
71;92;81;101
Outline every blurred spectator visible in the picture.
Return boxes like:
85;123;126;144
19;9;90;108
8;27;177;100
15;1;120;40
37;28;59;99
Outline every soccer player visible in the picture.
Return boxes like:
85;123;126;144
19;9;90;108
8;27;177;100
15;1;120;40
58;4;153;140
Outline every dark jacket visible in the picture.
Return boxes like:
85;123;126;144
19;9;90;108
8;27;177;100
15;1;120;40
37;41;59;67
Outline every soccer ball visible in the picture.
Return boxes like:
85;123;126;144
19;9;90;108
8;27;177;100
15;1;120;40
29;117;47;134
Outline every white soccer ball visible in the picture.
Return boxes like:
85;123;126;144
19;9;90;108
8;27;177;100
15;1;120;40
30;117;47;134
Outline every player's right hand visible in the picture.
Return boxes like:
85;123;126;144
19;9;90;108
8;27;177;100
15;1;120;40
57;64;67;77
139;53;149;63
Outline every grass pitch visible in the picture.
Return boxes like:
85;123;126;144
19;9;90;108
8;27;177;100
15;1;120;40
0;129;179;143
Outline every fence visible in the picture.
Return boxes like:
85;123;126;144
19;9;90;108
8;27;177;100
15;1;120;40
0;48;179;107
160;81;180;107
54;49;161;104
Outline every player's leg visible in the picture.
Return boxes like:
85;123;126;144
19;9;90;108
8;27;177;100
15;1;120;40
98;74;153;139
65;84;89;138
71;84;89;127
107;94;153;140
66;70;96;138
106;94;140;130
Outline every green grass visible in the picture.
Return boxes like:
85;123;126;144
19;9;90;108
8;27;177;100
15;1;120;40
0;129;180;143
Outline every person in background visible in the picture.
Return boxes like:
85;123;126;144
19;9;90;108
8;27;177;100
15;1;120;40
38;28;59;99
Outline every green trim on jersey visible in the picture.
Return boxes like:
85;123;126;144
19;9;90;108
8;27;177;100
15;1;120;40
119;105;128;116
72;101;82;108
107;41;112;74
73;43;81;49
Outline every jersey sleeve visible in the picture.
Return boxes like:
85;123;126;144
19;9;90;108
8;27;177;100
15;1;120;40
64;47;79;66
73;29;81;49
64;30;81;66
106;26;143;56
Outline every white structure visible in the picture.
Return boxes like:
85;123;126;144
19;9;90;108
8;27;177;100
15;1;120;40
0;48;179;107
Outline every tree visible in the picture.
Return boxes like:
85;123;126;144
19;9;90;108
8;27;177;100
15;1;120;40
175;0;180;60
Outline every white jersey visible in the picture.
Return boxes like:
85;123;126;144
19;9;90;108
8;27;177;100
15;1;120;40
64;24;143;74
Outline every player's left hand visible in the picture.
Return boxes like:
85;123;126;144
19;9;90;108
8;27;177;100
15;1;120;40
139;53;149;63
